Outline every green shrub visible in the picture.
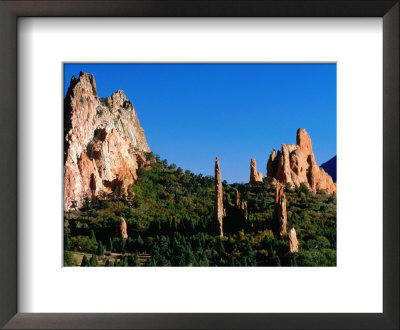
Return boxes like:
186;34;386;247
63;251;76;266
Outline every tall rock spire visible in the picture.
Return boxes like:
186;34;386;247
249;158;263;185
288;227;299;253
266;149;276;178
296;127;313;157
118;217;128;239
212;157;225;236
274;183;287;237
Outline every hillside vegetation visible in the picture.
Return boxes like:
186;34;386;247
64;153;336;267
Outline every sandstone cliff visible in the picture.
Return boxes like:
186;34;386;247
266;128;336;194
64;72;150;211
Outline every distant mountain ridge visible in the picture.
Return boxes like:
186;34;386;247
320;156;336;182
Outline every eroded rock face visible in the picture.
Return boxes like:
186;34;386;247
119;217;128;239
266;149;276;178
64;72;150;211
274;183;287;237
267;128;336;194
296;127;312;157
249;158;263;185
289;227;299;253
235;189;241;207
234;189;248;220
212;157;225;236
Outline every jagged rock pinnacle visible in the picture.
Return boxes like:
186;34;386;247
64;72;150;211
212;157;225;236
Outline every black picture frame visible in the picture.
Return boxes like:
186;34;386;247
0;1;398;329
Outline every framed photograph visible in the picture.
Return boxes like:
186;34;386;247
0;1;398;329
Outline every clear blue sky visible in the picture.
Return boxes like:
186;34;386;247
64;63;336;184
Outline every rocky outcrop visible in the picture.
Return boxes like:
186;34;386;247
296;127;312;157
235;189;240;206
266;149;276;179
266;128;336;194
212;161;249;235
212;157;225;236
234;190;248;220
249;158;263;185
288;228;299;253
64;72;150;211
118;217;128;239
274;183;287;237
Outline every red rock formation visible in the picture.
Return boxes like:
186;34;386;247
249;158;263;185
267;128;336;194
274;183;287;237
119;217;128;239
242;201;248;220
296;127;312;157
266;149;276;178
212;157;225;236
64;72;150;211
235;189;241;207
288;227;299;253
234;189;248;220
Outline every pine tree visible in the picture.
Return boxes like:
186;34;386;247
154;219;161;233
133;255;140;266
200;218;207;232
186;248;197;266
201;255;209;266
90;254;98;266
179;252;187;266
121;238;127;253
64;234;72;251
136;235;144;250
168;219;173;234
64;251;76;266
217;237;226;254
108;237;113;252
90;229;96;242
273;254;281;266
129;254;140;266
97;241;104;256
159;235;169;255
244;239;254;258
81;255;90;267
189;218;195;235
